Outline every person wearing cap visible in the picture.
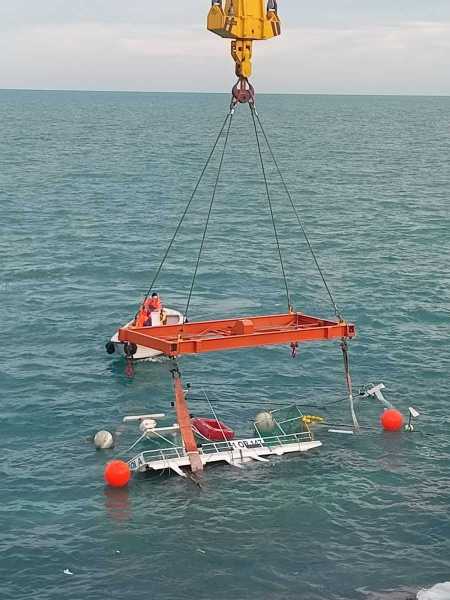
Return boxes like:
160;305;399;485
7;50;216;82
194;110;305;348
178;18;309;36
144;292;167;326
145;292;162;313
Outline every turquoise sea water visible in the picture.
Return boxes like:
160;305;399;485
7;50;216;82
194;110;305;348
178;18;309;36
1;90;449;600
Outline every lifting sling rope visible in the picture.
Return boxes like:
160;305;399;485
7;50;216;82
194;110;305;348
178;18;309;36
249;103;292;313
249;103;360;432
183;110;234;322
148;101;295;322
133;97;359;432
135;110;233;319
140;102;345;326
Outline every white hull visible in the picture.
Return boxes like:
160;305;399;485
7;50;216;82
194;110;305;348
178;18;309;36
128;435;322;477
108;308;183;360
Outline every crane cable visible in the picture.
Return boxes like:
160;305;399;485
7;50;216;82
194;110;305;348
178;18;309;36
249;104;292;312
135;110;233;320
250;105;343;322
249;103;360;432
249;104;356;428
183;109;235;322
138;100;343;326
184;103;293;320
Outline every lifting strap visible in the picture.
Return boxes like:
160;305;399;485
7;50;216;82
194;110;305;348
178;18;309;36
139;93;346;340
134;110;233;320
184;109;235;322
341;338;360;432
249;103;292;312
249;104;343;322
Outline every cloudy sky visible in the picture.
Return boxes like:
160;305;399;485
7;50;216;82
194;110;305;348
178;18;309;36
1;0;449;94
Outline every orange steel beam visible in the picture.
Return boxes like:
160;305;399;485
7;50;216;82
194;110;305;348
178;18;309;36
171;368;203;474
119;312;355;357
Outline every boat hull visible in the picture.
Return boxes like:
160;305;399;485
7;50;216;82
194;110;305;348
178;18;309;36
128;435;322;477
108;308;183;360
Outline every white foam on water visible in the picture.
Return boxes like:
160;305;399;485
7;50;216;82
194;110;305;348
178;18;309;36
417;582;450;600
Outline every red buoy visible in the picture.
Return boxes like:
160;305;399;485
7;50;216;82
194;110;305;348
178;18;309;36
380;409;404;432
104;460;131;488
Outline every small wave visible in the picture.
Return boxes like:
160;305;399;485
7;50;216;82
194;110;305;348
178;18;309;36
417;582;450;600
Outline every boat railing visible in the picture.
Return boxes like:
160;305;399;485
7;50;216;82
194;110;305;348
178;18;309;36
132;430;314;466
258;430;314;446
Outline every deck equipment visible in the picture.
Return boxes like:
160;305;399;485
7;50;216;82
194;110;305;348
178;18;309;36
192;417;235;442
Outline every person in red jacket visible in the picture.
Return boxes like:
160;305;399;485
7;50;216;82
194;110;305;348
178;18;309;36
144;292;166;326
135;306;147;327
133;292;163;327
145;292;162;313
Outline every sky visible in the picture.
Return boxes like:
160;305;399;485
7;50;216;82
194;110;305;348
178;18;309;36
0;0;449;95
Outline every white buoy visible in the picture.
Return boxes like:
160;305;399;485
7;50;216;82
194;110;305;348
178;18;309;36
255;411;275;433
94;430;114;449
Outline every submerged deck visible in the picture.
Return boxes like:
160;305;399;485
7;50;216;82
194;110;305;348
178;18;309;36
128;433;322;477
118;312;355;357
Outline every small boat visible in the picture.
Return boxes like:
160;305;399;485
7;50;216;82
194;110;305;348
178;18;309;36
192;417;235;441
122;405;322;479
106;308;183;360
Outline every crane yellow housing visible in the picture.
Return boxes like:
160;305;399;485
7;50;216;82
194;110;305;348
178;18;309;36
207;0;281;79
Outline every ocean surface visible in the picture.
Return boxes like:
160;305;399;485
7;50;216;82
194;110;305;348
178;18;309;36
1;89;449;600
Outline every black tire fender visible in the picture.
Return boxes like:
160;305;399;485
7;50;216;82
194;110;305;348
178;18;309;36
124;342;137;357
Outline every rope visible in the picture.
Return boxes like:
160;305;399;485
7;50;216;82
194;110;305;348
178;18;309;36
201;388;233;444
249;105;292;312
341;338;360;432
135;110;233;319
186;394;348;410
251;107;343;321
200;389;235;467
183;110;234;321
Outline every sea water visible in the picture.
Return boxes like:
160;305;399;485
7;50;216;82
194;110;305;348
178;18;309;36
1;90;449;600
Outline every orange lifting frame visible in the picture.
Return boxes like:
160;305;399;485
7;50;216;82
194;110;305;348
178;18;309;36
118;313;355;357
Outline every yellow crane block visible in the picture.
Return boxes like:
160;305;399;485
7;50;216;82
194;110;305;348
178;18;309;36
207;1;281;78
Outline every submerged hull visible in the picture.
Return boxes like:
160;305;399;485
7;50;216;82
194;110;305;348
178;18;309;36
129;434;322;478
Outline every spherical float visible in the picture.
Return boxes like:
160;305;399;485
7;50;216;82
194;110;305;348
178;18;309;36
380;409;404;432
94;430;114;449
104;460;131;488
255;411;275;433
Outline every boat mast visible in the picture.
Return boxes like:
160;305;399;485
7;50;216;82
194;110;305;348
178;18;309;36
170;363;203;473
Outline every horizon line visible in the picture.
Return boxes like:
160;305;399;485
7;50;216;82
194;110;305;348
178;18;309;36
1;87;449;98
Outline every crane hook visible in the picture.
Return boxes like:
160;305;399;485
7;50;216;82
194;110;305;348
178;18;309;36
231;77;255;108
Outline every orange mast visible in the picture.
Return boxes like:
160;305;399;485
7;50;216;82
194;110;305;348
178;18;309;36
170;366;203;474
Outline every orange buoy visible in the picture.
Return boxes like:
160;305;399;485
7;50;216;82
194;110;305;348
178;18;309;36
104;460;131;488
380;409;404;432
